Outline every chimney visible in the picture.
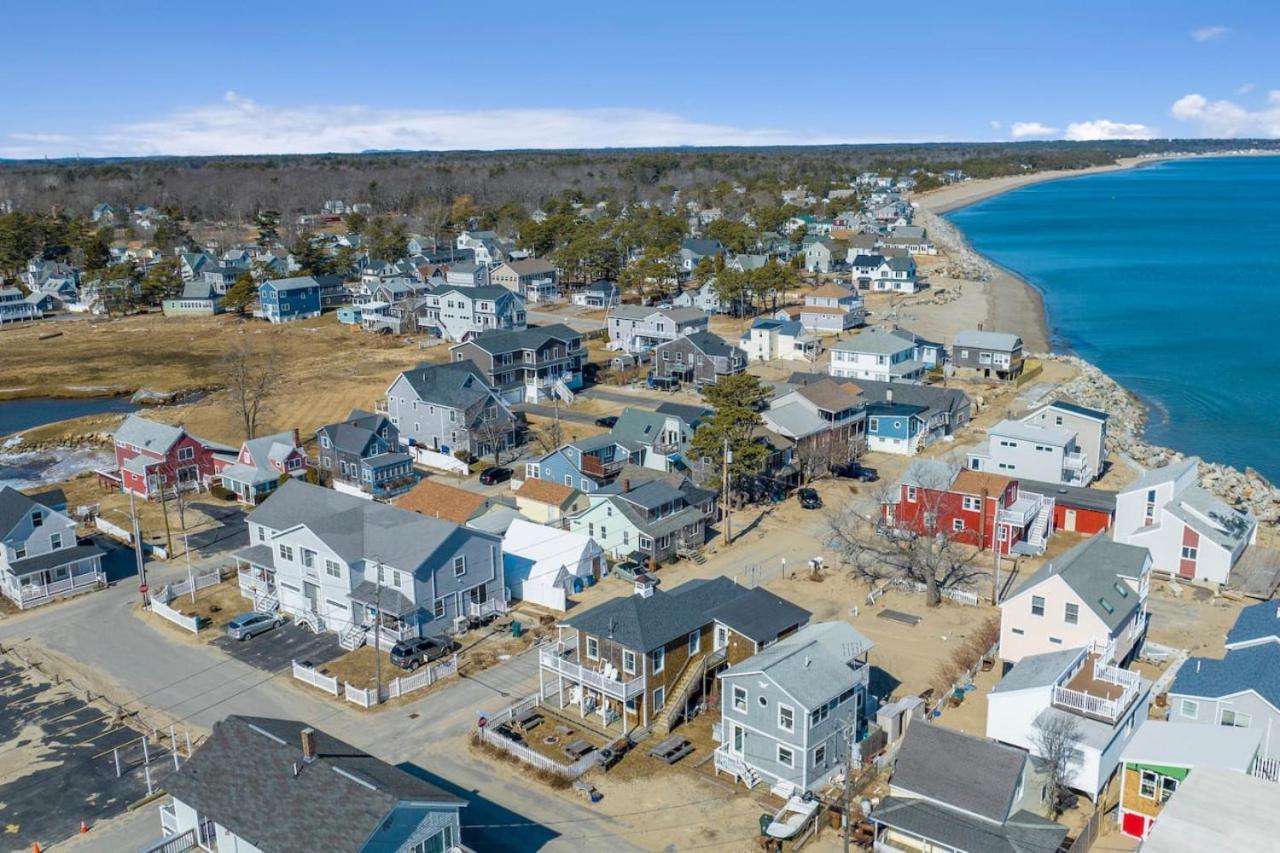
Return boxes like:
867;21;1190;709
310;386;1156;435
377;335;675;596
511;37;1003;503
623;478;631;492
634;577;654;598
300;727;317;763
293;427;301;447
885;388;893;405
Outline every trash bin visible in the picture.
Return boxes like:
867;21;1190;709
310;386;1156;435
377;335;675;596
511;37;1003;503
758;814;772;836
511;620;522;638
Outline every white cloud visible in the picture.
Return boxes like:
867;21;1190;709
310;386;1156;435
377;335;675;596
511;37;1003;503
0;92;857;158
1170;92;1280;137
1191;25;1229;42
1063;119;1158;140
1010;121;1059;139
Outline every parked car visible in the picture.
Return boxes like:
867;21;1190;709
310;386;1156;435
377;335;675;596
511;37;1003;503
594;415;619;428
389;637;452;671
647;374;680;392
798;488;823;509
479;466;513;485
831;462;879;482
226;611;283;641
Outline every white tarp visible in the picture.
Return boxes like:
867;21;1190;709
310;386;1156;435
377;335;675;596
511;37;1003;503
501;519;603;611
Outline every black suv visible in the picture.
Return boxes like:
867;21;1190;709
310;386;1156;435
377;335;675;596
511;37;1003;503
831;462;879;482
798;487;823;509
389;637;452;671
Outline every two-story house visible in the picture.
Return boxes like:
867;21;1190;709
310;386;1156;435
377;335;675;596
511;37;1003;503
967;419;1093;486
870;724;1068;853
540;577;808;735
1021;399;1109;480
489;258;560;303
154;716;466;853
1112;457;1256;585
998;533;1152;665
449;324;584;404
849;253;885;289
512;479;588;526
607;306;709;354
953;329;1025;381
865;400;930;456
571;279;620;309
762;380;866;472
886;326;946;369
0;487;105;610
234;480;506;645
1166;600;1280;760
652;331;746;387
568;472;717;563
213;432;309;505
799;283;865;333
112;414;234;500
315;410;416;500
258;275;342;323
714;621;873;792
740;318;820;363
885;460;1056;557
829;330;926;383
520;435;637;493
609;407;697;473
791;373;971;450
444;260;490;288
678;238;726;271
416;284;527;343
987;645;1151;800
0;287;38;323
456;229;501;265
802;239;841;273
671;279;724;314
384;361;518;460
869;256;919;293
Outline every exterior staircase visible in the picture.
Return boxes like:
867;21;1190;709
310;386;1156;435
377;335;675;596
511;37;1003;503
652;647;728;737
295;609;323;634
552;377;575;405
254;590;279;614
677;547;706;566
713;748;760;789
339;624;368;651
1026;497;1055;552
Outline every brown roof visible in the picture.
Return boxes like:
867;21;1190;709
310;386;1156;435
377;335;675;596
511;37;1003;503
779;307;802;320
395;480;489;524
951;469;1014;498
515;478;578;507
795;379;862;412
810;282;856;299
506;258;557;275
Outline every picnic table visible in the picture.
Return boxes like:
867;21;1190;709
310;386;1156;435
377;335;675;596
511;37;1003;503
648;735;694;764
512;709;543;733
562;738;594;760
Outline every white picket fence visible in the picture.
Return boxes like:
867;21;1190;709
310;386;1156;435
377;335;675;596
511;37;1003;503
345;683;379;708
291;660;339;696
166;569;224;600
890;578;981;607
149;596;200;634
476;693;600;779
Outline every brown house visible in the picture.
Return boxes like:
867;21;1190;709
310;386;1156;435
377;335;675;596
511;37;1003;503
539;577;809;735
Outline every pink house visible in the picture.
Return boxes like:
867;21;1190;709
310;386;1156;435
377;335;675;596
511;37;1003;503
110;414;233;499
213;431;309;505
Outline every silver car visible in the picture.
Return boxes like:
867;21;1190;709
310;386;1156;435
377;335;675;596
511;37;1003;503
226;611;283;641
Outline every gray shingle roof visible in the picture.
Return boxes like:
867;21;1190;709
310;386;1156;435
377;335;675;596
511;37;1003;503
463;323;579;355
1171;644;1280;711
720;621;870;709
0;486;44;539
564;577;746;652
316;410;391;456
114;413;185;454
954;330;1022;351
991;647;1084;694
671;330;740;359
889;723;1028;823
246;480;497;575
397;361;492;410
1124;456;1198;493
164;716;463;853
8;544;104;576
871;798;1066;853
1010;534;1149;630
706;587;810;644
786;373;970;423
1226;600;1280;648
832;330;917;357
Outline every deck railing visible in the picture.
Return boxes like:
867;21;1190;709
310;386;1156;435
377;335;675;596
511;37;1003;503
539;648;645;700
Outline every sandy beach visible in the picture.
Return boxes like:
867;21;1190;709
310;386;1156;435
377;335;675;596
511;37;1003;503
914;155;1160;216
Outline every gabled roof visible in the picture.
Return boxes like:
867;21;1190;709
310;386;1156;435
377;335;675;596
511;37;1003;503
954;329;1022;351
396;480;491;524
315;410;391;456
809;282;857;299
1170;644;1280;711
164;716;463;853
871;798;1066;853
653;402;712;425
395;361;492;410
1225;600;1280;649
462;323;579;354
563;576;750;652
514;478;578;507
951;469;1014;497
991;647;1086;694
261;275;338;293
610;408;681;447
900;459;961;490
1009;534;1149;630
0;486;58;539
114;413;186;454
791;374;970;422
890;723;1028;823
1124;456;1199;493
720;621;868;709
669;330;741;359
221;433;301;487
707;587;811;645
832;330;915;356
792;378;863;413
503;257;556;275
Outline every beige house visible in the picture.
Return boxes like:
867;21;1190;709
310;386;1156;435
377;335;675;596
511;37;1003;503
999;534;1152;665
490;259;560;303
513;479;587;525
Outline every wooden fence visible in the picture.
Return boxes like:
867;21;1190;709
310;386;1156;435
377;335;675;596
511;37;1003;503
1063;802;1103;853
291;660;339;696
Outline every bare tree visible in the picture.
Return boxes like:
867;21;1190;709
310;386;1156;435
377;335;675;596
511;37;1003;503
1031;714;1083;817
472;408;518;466
529;411;565;454
823;465;984;606
220;337;279;439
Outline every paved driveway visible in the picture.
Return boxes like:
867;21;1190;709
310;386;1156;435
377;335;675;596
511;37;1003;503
183;501;249;555
211;620;342;672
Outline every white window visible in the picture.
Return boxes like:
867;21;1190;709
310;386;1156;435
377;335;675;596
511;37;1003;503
962;496;981;511
778;704;794;732
652;686;665;711
952;518;965;532
301;549;315;569
1181;546;1198;561
813;744;826;766
622;649;636;674
177;446;195;461
687;630;700;656
433;597;447;619
453;555;466;577
1065;603;1079;624
325;560;341;579
49;533;62;550
30;510;43;528
777;745;794;767
1221;709;1252;728
1180;699;1199;719
278;544;293;562
586;636;599;660
652;646;665;673
905;485;917;502
732;686;747;712
1139;770;1158;798
1031;595;1045;616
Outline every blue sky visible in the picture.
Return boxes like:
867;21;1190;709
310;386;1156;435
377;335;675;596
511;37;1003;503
2;0;1277;157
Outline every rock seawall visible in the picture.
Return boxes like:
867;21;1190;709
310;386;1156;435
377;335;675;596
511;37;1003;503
1045;353;1280;523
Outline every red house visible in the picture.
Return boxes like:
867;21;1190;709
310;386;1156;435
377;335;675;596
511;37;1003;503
1016;478;1116;536
884;461;1056;556
110;414;233;499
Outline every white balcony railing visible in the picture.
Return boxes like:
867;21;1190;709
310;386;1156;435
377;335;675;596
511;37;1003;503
159;801;178;835
538;648;645;700
998;493;1044;528
17;569;105;607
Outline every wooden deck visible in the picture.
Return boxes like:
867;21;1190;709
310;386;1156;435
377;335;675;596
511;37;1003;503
1062;654;1127;702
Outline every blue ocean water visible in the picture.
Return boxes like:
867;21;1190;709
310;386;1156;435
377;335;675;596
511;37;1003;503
948;156;1280;481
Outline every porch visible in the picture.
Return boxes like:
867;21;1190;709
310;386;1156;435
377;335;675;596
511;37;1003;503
348;581;422;646
233;545;278;611
538;633;646;733
1051;652;1142;723
1;545;106;610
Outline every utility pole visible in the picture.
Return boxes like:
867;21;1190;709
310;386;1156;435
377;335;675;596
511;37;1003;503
128;489;147;608
184;530;196;604
156;472;174;557
373;559;383;701
841;716;858;853
721;437;733;544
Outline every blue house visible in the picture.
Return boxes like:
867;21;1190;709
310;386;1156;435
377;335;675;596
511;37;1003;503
865;402;928;456
520;435;638;493
258;275;342;323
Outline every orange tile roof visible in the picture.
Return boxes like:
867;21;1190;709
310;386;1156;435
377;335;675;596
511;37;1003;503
951;469;1014;497
515;478;578;506
396;479;489;524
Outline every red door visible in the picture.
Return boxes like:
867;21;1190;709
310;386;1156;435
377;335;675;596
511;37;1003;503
1121;811;1149;839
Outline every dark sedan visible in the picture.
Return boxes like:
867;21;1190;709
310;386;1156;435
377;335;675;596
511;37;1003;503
594;415;619;428
831;462;879;482
479;466;513;485
798;488;823;509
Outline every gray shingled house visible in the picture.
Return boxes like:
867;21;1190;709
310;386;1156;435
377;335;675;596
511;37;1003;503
155;716;466;853
652;331;746;387
315;410;416;500
384;361;518;460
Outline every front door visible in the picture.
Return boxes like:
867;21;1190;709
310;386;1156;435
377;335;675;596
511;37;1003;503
303;582;319;612
714;625;729;651
731;723;744;756
1064;509;1077;532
